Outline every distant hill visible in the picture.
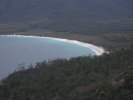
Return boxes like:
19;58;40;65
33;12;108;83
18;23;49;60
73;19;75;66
0;0;133;34
0;0;133;21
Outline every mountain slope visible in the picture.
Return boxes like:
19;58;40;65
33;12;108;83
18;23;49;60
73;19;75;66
0;0;133;34
0;0;133;21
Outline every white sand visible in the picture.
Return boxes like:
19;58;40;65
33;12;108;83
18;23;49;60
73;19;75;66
1;35;105;55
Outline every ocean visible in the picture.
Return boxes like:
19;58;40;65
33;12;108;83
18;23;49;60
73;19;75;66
0;35;96;80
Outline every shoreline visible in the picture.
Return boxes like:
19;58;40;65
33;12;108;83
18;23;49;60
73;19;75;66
0;34;105;55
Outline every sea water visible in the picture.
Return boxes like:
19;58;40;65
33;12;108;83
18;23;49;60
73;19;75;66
0;35;96;80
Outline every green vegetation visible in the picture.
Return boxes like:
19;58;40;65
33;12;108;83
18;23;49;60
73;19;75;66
0;46;133;100
0;18;133;35
0;22;33;33
0;0;133;34
103;33;133;42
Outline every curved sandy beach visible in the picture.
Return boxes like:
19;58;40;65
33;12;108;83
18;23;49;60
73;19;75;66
1;35;105;55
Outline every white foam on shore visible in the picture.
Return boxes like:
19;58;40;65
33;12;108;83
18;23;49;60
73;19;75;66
0;35;105;55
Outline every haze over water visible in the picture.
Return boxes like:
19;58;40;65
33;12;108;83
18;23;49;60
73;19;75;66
0;35;96;80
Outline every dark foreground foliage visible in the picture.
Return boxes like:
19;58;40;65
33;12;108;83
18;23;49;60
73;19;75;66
0;46;133;100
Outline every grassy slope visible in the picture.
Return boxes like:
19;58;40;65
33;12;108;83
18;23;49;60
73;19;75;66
0;19;133;35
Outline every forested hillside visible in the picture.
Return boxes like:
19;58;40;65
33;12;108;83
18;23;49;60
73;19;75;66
0;46;133;100
0;0;133;21
0;0;133;34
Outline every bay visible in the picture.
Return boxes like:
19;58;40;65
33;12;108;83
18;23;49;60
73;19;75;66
0;35;96;79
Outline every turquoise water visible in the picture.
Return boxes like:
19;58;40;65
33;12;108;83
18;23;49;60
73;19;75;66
0;35;96;79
